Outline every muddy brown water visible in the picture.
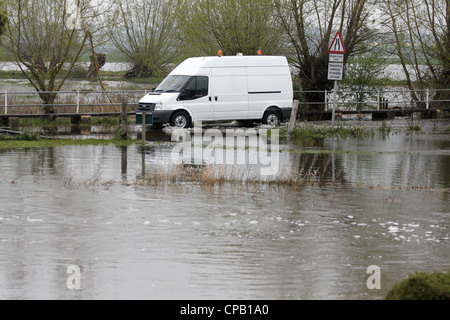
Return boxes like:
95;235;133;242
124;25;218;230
0;119;449;299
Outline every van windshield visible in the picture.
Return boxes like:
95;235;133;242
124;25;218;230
154;75;191;93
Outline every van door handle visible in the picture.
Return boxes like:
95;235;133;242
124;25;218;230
209;97;212;101
215;96;218;101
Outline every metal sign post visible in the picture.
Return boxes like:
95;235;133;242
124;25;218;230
331;80;338;129
328;63;344;129
328;31;346;129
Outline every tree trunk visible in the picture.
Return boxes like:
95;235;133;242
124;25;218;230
39;92;57;115
87;52;106;79
123;64;154;79
297;55;333;111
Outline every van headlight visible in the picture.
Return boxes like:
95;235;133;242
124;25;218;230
155;100;166;110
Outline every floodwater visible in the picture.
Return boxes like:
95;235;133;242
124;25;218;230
0;119;449;300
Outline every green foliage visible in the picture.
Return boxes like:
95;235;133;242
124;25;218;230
17;131;40;140
68;65;89;79
385;271;450;300
0;131;41;141
341;53;387;111
90;116;120;127
408;124;422;132
0;70;30;79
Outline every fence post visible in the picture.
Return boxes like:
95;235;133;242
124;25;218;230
4;90;8;115
287;99;299;140
377;89;380;110
121;96;128;140
426;89;429;110
324;90;328;111
76;90;80;114
142;111;146;148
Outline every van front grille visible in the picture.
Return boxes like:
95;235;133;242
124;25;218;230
138;103;156;112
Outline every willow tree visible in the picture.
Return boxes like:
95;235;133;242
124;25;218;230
178;0;287;56
0;1;6;39
381;0;449;108
109;0;182;79
2;0;111;114
273;0;379;111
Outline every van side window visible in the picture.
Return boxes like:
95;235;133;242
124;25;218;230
196;76;208;97
179;76;209;100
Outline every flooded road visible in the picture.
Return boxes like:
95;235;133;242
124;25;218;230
0;120;449;299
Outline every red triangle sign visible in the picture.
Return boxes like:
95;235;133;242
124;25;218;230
328;31;346;54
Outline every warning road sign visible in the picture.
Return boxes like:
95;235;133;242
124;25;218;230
328;31;346;54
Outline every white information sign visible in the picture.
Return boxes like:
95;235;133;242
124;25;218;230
328;63;343;81
329;54;344;63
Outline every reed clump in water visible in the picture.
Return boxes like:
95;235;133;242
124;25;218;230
140;156;340;188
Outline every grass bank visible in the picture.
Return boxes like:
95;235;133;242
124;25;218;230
0;133;138;149
18;116;136;128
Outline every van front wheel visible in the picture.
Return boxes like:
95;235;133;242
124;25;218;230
263;110;281;126
170;111;191;129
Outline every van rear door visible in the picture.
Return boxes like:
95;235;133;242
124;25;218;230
210;67;249;121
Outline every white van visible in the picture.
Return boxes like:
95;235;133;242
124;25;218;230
136;55;293;128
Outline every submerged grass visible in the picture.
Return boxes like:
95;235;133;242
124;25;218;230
0;131;41;141
278;121;375;143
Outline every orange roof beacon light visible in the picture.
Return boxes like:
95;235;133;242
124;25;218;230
257;50;262;55
218;50;223;57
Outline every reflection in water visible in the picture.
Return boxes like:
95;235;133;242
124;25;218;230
332;133;450;189
121;146;127;177
0;127;449;300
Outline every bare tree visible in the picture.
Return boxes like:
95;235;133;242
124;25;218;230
2;0;112;114
0;1;6;40
178;0;287;56
109;0;182;79
273;0;379;111
381;0;449;107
